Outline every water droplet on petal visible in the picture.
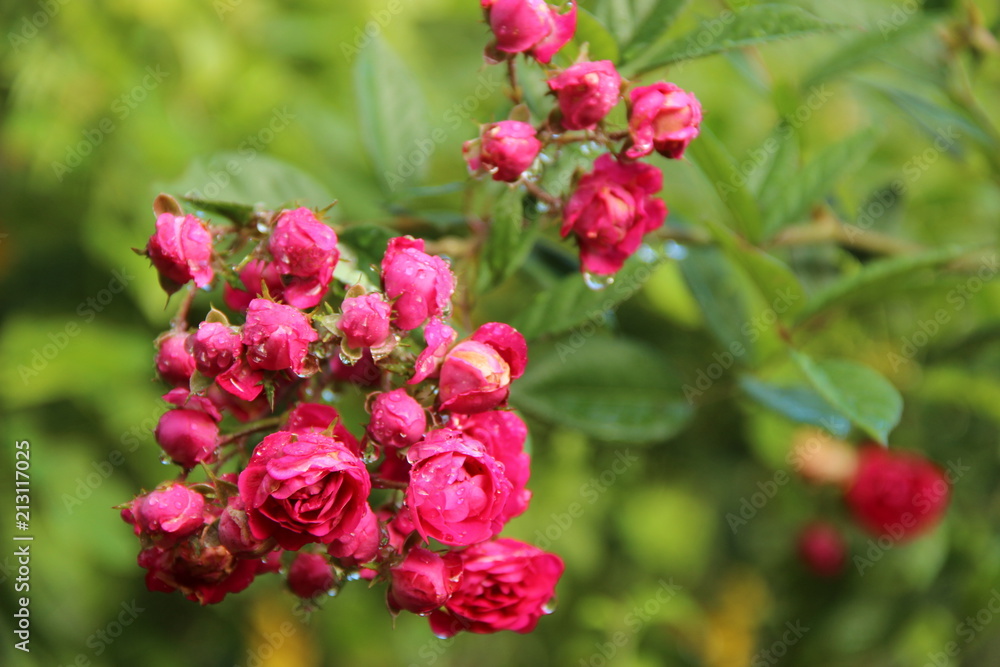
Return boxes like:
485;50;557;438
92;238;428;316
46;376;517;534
338;352;353;365
542;597;558;614
159;455;171;465
583;272;614;291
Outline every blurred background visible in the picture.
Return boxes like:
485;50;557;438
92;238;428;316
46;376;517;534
2;0;1000;665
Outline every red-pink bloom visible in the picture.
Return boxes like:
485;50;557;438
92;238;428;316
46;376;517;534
797;521;846;577
381;237;455;331
285;402;362;456
155;408;220;469
625;82;702;160
463;121;542;183
405;429;511;546
338;293;392;349
223;260;285;312
410;318;457;384
237;431;372;551
155;331;197;387
138;541;271;605
453;411;531;521
146;213;215;291
218;496;275;558
122;483;207;546
482;0;577;64
243;298;319;375
268;208;339;309
327;504;380;565
287;552;336;598
438;323;527;414
189;321;242;377
844;445;950;542
368;389;427;449
547;60;621;130
388;547;462;615
429;538;564;637
561;153;667;275
216;357;265;401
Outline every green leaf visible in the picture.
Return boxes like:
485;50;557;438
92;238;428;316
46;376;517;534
627;4;846;76
621;0;691;63
679;246;755;358
338;224;396;284
739;375;852;437
479;187;537;290
756;123;800;207
179;196;257;227
557;7;620;65
354;37;430;196
510;254;660;340
793;246;971;327
511;337;694;442
686;126;763;243
791;352;903;443
761;128;878;237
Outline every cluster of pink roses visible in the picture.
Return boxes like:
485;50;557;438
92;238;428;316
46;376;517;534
123;200;563;637
464;0;703;276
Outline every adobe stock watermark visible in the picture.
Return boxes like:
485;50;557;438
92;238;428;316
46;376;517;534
340;0;412;62
853;458;969;575
888;253;998;371
875;0;921;38
235;621;297;667
51;66;170;181
184;107;296;201
682;288;801;404
579;579;683;667
922;588;1000;667
383;71;502;191
7;0;72;53
17;268;135;385
715;85;835;202
750;620;809;666
58;600;145;666
533;449;639;551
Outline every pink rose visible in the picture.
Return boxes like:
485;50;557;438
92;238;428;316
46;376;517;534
482;0;577;64
388;547;462;615
625;82;702;160
269;208;339;309
287;552;336;598
218;496;275;558
463;120;542;183
189;321;242;377
561;153;667;275
429;538;564;637
547;60;621;130
155;331;196;387
138;541;271;605
405;429;511;546
285;402;362;456
409;318;457;384
238;431;372;551
215;357;265;401
242;298;319;375
122;483;207;546
367;389;427;449
453;411;531;521
223;260;285;312
380;237;455;331
327;504;380;565
338;293;392;350
154;408;220;469
438;323;527;414
146;213;215;291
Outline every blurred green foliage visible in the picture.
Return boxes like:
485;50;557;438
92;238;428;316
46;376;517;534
2;0;1000;666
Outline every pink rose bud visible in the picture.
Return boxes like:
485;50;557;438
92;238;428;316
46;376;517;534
285;402;362;456
189;321;242;377
380;237;455;331
237;431;372;551
463;120;542;183
797;521;846;577
429;538;564;637
223;260;285;312
483;0;577;64
453;411;531;521
269;207;339;278
287;552;336;598
405;429;512;546
561;153;667;275
218;496;275;557
125;483;206;545
438;323;527;414
242;298;319;375
146;213;215;292
155;408;220;469
338;293;392;349
327;504;380;565
625;82;702;160
216;357;265;402
547;60;622;130
368;389;427;449
155;331;196;387
388;547;461;615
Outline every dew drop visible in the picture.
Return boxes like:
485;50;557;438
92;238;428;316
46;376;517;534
636;243;658;264
583;272;614;291
344;572;360;582
542;598;558;614
663;240;688;260
159;455;172;465
256;221;270;234
321;388;337;402
339;352;353;365
535;201;550;214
